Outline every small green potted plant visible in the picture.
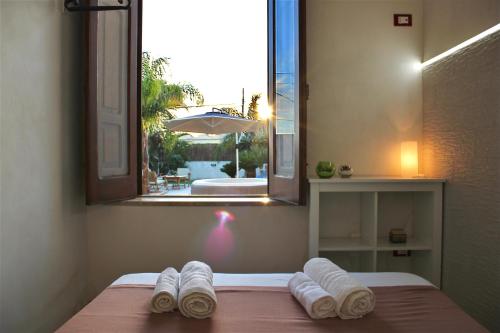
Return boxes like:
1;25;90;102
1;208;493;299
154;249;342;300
316;161;335;178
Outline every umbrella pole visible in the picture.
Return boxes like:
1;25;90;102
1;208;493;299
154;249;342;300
235;132;239;178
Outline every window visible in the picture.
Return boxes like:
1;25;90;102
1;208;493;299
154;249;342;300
140;0;268;198
85;0;306;205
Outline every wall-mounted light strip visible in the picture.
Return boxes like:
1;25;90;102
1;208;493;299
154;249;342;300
421;23;500;69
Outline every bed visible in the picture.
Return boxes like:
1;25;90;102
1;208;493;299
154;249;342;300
57;272;486;332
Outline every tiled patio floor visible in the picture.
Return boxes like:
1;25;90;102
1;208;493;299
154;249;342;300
146;186;191;196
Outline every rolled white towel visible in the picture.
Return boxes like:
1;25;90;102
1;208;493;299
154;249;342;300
151;267;180;313
288;272;337;319
178;261;217;319
304;258;375;319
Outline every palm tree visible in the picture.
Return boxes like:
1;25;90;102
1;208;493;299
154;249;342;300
141;52;204;192
247;93;261;120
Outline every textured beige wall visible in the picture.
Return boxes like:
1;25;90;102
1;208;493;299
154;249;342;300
307;0;423;176
423;0;500;61
0;1;87;332
422;32;500;332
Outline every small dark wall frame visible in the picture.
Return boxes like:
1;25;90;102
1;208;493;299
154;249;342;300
393;14;412;27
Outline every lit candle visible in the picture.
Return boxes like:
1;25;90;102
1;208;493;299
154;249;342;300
401;141;418;177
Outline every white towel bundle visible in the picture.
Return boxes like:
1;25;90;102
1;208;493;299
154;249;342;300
178;261;217;319
288;272;337;319
304;258;375;319
151;267;180;313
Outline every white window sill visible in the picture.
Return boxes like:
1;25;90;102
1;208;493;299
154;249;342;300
117;196;287;206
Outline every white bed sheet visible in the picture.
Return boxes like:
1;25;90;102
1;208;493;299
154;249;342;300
112;272;433;287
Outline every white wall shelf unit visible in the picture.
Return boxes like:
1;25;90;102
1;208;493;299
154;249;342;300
309;177;444;287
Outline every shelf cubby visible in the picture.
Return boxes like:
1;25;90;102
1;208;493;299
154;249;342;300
377;191;434;251
318;192;376;251
376;250;433;283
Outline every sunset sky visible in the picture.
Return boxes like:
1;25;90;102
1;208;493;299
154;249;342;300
142;0;268;117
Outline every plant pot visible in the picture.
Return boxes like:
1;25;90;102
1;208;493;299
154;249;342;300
245;169;257;178
316;161;335;179
339;169;353;178
338;164;353;178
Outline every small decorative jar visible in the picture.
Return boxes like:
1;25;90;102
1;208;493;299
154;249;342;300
316;161;336;179
338;164;353;178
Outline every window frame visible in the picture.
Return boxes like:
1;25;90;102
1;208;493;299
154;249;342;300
85;0;306;205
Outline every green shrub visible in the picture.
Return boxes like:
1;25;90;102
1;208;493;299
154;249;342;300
221;161;237;178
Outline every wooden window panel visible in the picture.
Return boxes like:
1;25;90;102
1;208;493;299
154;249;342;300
85;0;140;204
268;0;307;205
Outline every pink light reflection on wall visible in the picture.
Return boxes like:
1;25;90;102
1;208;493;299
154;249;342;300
204;210;235;263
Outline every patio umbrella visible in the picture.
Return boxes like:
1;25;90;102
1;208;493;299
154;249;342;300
165;110;264;178
165;111;262;134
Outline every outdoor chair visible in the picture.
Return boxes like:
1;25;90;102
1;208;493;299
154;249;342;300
148;170;161;192
176;168;191;188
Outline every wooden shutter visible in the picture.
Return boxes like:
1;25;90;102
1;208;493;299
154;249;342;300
85;0;140;204
268;0;307;205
